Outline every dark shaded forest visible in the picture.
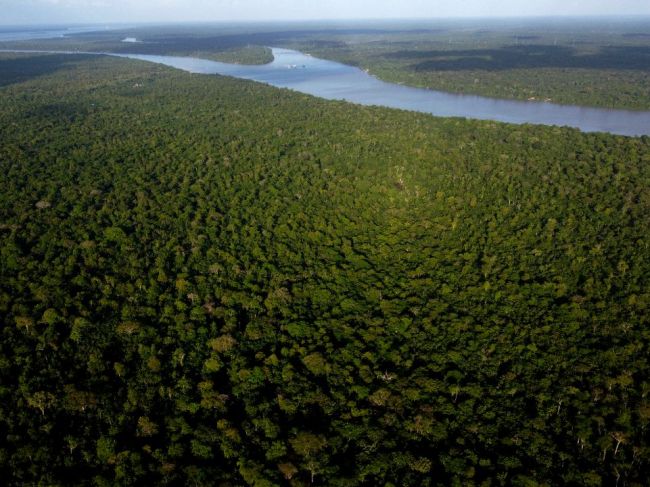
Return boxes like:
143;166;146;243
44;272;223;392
384;44;650;72
1;51;650;486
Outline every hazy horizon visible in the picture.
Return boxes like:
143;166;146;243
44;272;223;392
2;0;650;26
3;15;650;28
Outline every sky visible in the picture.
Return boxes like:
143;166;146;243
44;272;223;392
1;0;650;25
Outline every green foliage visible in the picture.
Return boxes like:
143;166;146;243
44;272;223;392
191;46;273;65
0;51;649;485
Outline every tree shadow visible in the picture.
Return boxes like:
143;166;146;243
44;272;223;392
384;44;650;72
0;54;98;88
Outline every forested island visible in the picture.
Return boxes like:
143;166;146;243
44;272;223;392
1;19;650;487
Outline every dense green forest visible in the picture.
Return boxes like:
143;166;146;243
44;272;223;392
1;51;650;486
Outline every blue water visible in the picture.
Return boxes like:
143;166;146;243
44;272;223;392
117;48;650;137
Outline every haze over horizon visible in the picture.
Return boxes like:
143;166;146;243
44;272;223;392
2;0;650;26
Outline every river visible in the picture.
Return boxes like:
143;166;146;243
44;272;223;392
116;48;650;137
